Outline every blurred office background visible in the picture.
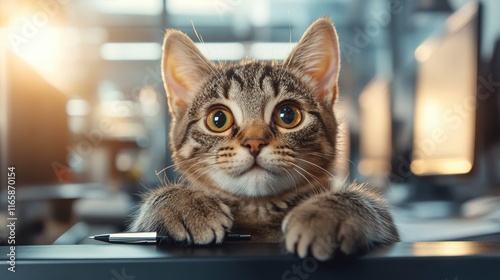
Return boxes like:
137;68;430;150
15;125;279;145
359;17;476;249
0;0;499;245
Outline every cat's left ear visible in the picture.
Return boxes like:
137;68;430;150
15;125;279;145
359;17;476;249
284;17;340;106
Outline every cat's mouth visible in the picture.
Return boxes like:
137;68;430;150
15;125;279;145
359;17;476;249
241;162;270;176
244;163;264;173
248;164;264;172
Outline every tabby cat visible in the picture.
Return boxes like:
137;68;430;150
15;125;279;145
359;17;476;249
130;17;399;260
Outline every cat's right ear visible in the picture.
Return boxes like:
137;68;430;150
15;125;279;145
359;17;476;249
162;30;214;119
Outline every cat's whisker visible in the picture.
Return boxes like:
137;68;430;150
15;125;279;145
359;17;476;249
154;168;169;186
294;157;349;188
281;167;299;193
176;157;215;184
133;184;154;202
154;163;178;177
306;151;336;161
190;20;227;79
278;10;294;84
282;167;296;186
137;182;149;192
154;155;217;186
155;157;195;175
289;162;323;184
154;158;201;184
291;162;328;196
291;167;315;193
181;162;219;186
345;158;357;169
340;171;351;186
192;165;220;187
267;174;283;196
191;163;218;182
289;162;320;187
295;158;335;178
297;151;356;188
279;33;302;84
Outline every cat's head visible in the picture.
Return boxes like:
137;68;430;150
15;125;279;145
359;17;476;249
161;18;340;197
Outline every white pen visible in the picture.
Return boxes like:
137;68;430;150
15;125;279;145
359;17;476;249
89;232;251;244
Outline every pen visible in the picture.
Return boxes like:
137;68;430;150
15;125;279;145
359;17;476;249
89;232;251;244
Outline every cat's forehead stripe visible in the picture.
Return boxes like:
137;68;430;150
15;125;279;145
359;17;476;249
226;68;245;86
258;65;273;92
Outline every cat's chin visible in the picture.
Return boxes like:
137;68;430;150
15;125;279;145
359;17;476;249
209;168;296;197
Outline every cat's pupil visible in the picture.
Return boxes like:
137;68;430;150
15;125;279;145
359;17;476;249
213;110;227;128
279;107;296;125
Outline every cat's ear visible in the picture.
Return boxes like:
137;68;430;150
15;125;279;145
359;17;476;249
284;17;340;105
162;30;214;118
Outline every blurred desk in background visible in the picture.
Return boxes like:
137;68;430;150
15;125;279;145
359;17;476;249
1;242;500;280
0;183;133;245
392;200;500;242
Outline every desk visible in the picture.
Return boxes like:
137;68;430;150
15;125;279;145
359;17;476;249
1;242;500;280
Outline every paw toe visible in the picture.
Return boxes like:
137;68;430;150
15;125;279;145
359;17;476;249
285;226;301;253
297;233;313;258
311;238;333;261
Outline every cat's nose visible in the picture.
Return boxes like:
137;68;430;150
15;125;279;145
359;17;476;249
242;138;268;157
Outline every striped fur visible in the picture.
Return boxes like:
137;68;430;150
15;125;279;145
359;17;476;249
130;17;399;260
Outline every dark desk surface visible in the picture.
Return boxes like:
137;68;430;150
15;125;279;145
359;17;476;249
1;242;500;280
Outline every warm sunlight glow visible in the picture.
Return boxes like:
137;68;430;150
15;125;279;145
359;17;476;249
6;27;73;90
3;0;73;91
12;28;67;68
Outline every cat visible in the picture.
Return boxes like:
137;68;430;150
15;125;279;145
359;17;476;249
129;17;399;260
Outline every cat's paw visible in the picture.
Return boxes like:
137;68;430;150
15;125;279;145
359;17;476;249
282;190;398;260
166;192;233;245
282;202;351;261
133;186;233;245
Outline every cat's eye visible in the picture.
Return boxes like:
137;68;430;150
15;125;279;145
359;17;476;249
273;104;302;129
206;107;234;132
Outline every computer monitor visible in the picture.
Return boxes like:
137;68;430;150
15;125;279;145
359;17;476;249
407;2;489;202
0;47;70;186
411;2;479;176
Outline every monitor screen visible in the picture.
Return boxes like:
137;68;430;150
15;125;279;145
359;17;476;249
411;2;479;176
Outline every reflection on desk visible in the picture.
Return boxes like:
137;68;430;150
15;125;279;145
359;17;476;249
1;242;500;280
